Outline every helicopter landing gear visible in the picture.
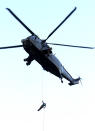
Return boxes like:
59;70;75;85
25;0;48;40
60;74;63;83
61;79;63;83
24;55;34;65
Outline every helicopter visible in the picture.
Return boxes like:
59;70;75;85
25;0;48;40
0;7;95;85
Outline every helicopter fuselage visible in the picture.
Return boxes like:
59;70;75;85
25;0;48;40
21;35;80;85
22;35;63;79
3;7;80;85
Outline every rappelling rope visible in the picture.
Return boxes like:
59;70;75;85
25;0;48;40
41;69;44;100
42;109;45;131
40;70;46;131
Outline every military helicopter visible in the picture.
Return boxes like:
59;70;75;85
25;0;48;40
0;7;94;85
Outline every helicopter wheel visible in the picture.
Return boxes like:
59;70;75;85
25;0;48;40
61;79;63;83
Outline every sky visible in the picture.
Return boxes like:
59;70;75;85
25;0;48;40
0;0;95;131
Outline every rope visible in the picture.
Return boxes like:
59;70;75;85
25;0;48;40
41;70;44;100
41;70;46;131
42;110;45;131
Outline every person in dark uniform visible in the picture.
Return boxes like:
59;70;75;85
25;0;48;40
37;101;46;111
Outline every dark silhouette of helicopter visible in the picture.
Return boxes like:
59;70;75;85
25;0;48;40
0;7;94;85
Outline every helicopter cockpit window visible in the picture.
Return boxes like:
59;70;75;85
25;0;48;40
36;37;41;43
32;35;36;40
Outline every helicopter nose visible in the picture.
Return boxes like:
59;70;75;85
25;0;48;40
21;39;28;49
21;39;25;43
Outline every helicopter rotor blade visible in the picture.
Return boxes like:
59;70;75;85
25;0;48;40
6;8;35;35
0;45;23;49
44;7;77;42
47;43;95;49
